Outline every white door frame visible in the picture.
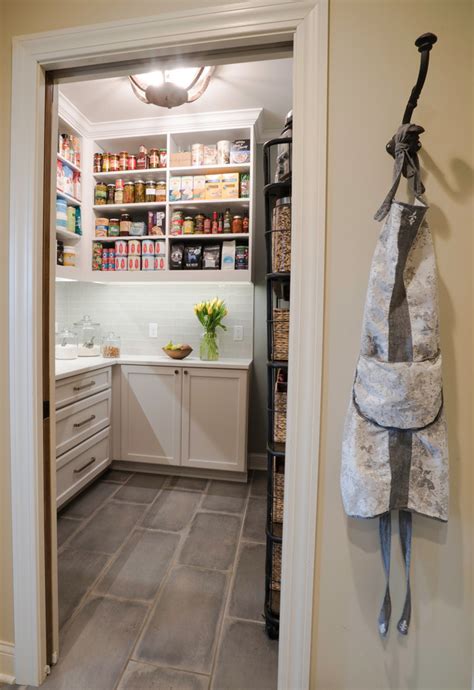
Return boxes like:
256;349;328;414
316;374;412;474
8;1;328;686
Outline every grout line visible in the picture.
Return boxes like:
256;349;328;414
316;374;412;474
121;657;212;680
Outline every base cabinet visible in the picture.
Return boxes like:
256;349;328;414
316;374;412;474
119;364;248;472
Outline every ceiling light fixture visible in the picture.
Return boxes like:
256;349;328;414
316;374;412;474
129;66;215;109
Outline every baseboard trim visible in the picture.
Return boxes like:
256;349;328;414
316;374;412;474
0;641;15;684
248;453;266;470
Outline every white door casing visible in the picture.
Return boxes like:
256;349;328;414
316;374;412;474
8;2;328;687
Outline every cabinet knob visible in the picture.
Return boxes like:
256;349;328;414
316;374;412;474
184;370;188;375
174;369;179;374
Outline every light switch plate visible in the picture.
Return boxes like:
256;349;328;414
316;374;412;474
149;322;158;338
233;325;243;341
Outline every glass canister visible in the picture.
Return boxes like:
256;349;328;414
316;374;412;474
145;180;157;202
94;182;107;205
102;332;121;358
149;148;160;169
55;328;78;360
74;315;102;357
272;197;292;273
134;179;146;203
119;151;129;171
106;184;115;204
120;213;132;236
124;181;135;204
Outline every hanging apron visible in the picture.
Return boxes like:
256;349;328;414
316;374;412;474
340;124;449;636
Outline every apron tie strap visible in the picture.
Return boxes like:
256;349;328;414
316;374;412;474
378;512;392;636
397;510;412;635
374;124;426;222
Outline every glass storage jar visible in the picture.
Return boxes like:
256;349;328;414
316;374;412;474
123;181;135;204
102;332;121;358
74;315;101;357
55;328;78;360
94;182;107;205
145;180;157;202
134;179;146;203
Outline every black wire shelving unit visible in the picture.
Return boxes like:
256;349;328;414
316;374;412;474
263;136;292;639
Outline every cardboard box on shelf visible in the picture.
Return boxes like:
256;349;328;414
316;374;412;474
181;176;194;201
169;176;182;201
193;176;206;200
205;174;222;200
230;139;251;164
170;151;192;167
222;172;239;199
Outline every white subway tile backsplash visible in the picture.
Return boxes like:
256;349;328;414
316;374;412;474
56;282;254;358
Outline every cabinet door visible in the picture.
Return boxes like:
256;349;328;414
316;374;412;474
120;365;182;465
181;367;248;472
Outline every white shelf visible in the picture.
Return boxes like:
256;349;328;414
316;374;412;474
56;228;82;243
169;233;249;241
169;163;250;175
89;269;251;283
168;198;249;206
93;202;166;211
57;189;81;207
92;235;165;242
93;168;166;181
57;153;82;174
56;265;80;281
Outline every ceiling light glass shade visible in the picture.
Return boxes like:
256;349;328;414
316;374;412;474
129;66;214;109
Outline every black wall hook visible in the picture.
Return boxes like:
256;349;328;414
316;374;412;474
386;32;438;160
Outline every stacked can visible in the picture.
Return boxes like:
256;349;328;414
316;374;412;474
128;239;141;271
102;246;115;271
115;239;128;271
154;240;166;271
142;238;154;271
92;242;103;271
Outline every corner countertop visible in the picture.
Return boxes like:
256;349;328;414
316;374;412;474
55;354;253;380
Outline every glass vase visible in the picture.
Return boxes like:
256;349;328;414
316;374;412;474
200;330;219;361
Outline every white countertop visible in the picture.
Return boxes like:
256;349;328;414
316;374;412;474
55;354;253;380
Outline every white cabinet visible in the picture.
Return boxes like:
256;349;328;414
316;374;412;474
120;365;182;466
181;367;248;473
119;364;248;472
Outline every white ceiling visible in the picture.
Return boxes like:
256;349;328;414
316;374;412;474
60;58;293;136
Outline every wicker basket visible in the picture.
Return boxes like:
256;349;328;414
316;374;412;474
272;308;290;361
273;376;287;443
273;468;285;524
271;543;282;591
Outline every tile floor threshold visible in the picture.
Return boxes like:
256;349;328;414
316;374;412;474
33;469;278;690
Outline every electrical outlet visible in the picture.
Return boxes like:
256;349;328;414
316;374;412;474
148;323;158;338
233;325;243;341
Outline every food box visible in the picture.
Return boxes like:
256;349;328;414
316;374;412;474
221;172;239;199
148;210;166;236
184;245;203;270
170;151;192;167
181;176;194;201
230;139;251;164
221;240;236;270
169;176;182;201
205;174;222;200
203;145;218;165
193;175;206;200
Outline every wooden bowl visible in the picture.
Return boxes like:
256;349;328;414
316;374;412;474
162;346;193;360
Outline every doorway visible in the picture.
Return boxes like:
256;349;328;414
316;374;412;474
8;4;326;682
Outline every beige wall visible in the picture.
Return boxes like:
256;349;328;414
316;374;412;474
311;1;473;689
1;0;472;686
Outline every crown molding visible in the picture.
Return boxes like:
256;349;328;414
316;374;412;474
58;92;94;138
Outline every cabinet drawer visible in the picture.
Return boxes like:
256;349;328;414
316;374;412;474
57;428;110;508
56;367;112;409
56;389;111;456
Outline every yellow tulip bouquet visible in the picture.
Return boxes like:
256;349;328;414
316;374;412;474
194;298;228;361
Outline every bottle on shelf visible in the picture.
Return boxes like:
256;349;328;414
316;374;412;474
211;211;219;234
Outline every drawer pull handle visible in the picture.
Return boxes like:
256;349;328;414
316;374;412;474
73;457;96;473
73;414;96;428
73;381;96;391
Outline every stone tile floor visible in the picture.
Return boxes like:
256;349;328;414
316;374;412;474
17;469;277;690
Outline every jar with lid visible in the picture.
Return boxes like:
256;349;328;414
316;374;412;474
109;153;120;172
120;213;132;236
134;180;146;203
232;215;243;234
195;213;205;234
272;196;291;272
102;332;121;358
73;315;101;357
93;153;103;173
137;146;148;170
183;216;195;234
109;218;120;237
156;180;166;202
145;180;157;202
63;245;76;266
159;149;167;168
106;183;115;204
127;154;137;170
102;153;110;172
94;182;107;205
124;181;135;204
119;151;128;171
114;179;124;205
55;328;78;360
149;148;160;169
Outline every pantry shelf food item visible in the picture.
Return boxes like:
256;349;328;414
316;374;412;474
59;134;81;168
102;332;121;358
272;197;291;273
169;208;249;236
230;139;251;164
55;328;78;360
169;172;249;201
74;315;101;357
93;145;167;172
163;341;193;360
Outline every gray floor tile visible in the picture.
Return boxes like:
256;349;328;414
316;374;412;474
167;476;209;492
228;542;266;621
251;470;267;497
57;516;82;547
202;480;249;514
142;490;200;532
117;660;209;690
242;497;266;543
69;502;146;554
135;565;227;675
60;480;118;519
101;469;133;484
40;596;147;690
95;529;179;601
212;619;278;690
58;549;110;628
179;512;241;571
114;473;167;504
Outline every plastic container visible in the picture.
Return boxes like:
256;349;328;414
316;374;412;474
102;332;121;358
55;328;78;360
74;315;101;357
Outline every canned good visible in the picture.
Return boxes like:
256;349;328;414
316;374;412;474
92;242;102;271
217;140;231;165
94;182;107;205
93;153;103;173
145;180;157;202
127;154;137;170
109;218;120;237
154;255;166;271
109;153;120;172
154;240;165;255
128;239;141;256
124;181;135;204
115;256;127;271
134;179;146;203
107;184;115;204
142;239;155;255
115;240;128;256
184;216;195;235
119;151;128;171
95;217;109;238
171;210;184;236
192;143;204;166
141;255;155;271
149;148;160;169
127;256;141;271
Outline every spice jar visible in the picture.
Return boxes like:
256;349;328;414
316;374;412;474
127;154;137;170
114;179;124;205
93;153;103;173
106;184;115;204
102;332;121;359
156;180;166;202
145;180;157;202
102;153;110;172
94;182;107;205
109;218;120;237
272;196;291;272
195;213;205;234
232;215;243;233
134;179;145;203
119;151;128;171
184;216;195;234
109;153;120;172
55;328;78;360
124;181;135;204
120;213;132;236
149;148;160;169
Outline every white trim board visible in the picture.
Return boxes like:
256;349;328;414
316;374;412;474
9;2;328;687
0;641;16;684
